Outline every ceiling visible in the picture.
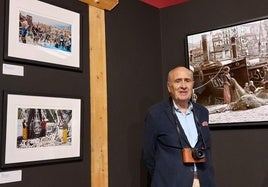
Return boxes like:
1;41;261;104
140;0;189;8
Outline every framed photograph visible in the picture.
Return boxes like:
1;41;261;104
1;91;82;168
185;16;268;128
4;0;81;71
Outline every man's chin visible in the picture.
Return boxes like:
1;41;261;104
178;95;190;100
175;97;190;102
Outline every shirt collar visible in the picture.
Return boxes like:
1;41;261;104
173;100;193;114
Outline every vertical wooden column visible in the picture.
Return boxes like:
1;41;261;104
89;6;108;187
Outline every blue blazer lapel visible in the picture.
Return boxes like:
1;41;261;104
164;100;191;147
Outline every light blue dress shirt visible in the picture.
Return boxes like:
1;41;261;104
173;101;198;148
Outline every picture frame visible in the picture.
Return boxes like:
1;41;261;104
1;91;82;168
4;0;82;71
185;16;268;128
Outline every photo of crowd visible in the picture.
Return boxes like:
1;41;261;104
19;10;72;52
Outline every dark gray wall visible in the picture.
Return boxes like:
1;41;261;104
0;0;90;186
160;0;268;186
105;1;162;187
106;0;268;187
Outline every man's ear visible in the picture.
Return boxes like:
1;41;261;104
167;84;171;93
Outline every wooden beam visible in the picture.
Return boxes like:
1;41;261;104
80;0;118;10
89;5;108;187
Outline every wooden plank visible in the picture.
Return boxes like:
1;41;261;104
80;0;118;10
89;6;108;187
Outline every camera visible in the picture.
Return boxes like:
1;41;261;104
182;148;206;163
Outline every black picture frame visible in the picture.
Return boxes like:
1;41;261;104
1;90;83;168
185;16;268;128
3;0;83;71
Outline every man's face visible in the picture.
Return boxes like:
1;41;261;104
167;67;194;103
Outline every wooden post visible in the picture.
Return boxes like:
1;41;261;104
89;6;108;187
81;0;118;186
80;0;118;10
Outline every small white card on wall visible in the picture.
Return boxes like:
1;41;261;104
0;170;22;184
2;63;24;76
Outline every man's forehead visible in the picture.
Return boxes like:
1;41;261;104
171;71;192;78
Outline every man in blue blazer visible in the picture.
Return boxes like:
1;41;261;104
143;66;216;187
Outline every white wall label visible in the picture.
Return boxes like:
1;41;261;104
0;170;22;184
3;63;24;76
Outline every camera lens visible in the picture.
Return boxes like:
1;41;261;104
197;150;204;157
192;148;205;160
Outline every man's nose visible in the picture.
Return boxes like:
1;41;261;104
180;80;187;87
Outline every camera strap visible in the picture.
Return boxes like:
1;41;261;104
172;107;184;148
192;109;207;150
170;99;207;150
169;99;186;149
